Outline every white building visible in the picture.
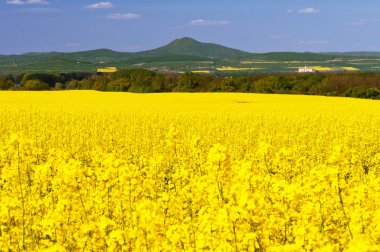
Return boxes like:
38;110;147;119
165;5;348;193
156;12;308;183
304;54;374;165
298;66;315;73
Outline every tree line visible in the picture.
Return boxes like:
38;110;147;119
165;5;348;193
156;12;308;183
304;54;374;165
1;69;380;99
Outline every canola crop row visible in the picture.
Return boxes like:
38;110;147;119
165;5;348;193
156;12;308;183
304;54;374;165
1;91;380;251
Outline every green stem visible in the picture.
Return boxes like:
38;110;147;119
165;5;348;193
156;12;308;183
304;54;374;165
16;142;26;250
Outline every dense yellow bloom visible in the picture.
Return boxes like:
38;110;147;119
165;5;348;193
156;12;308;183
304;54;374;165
191;70;211;74
1;91;380;251
341;67;359;71
97;67;118;73
311;66;333;71
216;67;259;71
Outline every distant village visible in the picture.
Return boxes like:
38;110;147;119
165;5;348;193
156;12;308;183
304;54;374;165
298;66;316;73
298;66;359;73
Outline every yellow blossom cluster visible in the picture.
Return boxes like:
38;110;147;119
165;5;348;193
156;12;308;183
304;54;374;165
311;66;333;72
1;91;380;251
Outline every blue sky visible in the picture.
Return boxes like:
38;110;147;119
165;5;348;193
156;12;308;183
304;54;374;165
1;0;379;54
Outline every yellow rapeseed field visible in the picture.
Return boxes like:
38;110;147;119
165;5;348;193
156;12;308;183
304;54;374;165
191;70;211;74
311;66;333;72
216;67;260;71
341;67;359;71
96;67;118;73
1;91;380;251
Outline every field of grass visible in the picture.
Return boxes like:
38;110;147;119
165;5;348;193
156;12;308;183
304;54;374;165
1;91;380;251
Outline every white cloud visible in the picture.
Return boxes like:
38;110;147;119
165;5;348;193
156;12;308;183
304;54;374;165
27;0;47;3
6;0;22;4
7;0;48;5
288;7;320;14
189;19;230;26
86;2;113;9
298;8;320;14
106;13;140;20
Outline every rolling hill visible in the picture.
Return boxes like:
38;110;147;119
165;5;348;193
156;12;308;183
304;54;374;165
134;37;250;59
1;37;380;74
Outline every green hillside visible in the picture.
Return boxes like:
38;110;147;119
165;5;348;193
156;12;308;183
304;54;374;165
2;37;380;74
327;52;380;57
62;49;131;63
135;37;250;59
254;52;338;61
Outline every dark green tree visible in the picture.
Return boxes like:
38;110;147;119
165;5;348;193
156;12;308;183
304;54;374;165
23;80;50;90
174;73;201;92
21;73;59;87
366;88;380;99
0;76;14;90
221;77;237;92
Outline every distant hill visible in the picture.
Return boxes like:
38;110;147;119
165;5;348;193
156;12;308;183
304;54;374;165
2;37;380;74
62;49;131;62
134;37;251;59
326;52;380;57
255;52;338;61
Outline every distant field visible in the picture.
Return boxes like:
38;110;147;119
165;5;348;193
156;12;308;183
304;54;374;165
1;91;380;250
2;56;380;75
2;36;380;75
